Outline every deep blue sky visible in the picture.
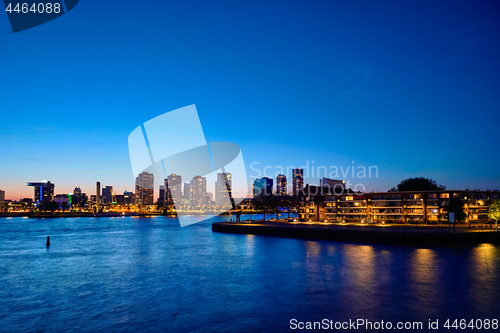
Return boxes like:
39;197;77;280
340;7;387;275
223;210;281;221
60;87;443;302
1;0;500;199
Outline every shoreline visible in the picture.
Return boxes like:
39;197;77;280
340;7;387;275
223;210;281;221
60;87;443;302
212;221;500;246
0;211;296;218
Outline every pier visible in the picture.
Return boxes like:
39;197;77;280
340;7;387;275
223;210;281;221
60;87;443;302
212;221;500;246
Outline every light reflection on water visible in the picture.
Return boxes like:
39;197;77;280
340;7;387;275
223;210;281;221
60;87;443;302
0;216;499;332
409;248;442;317
468;244;498;313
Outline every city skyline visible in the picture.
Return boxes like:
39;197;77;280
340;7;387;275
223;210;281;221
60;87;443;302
3;167;500;202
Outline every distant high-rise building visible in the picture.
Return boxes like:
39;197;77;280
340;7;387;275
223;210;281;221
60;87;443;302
72;187;87;208
0;189;5;202
124;191;135;205
96;181;101;212
253;177;273;199
319;177;345;191
292;169;304;195
115;195;125;205
102;186;113;204
203;192;213;206
190;176;207;207
136;172;154;205
167;174;182;204
158;185;166;203
27;181;55;204
276;174;287;196
183;182;191;204
215;173;232;207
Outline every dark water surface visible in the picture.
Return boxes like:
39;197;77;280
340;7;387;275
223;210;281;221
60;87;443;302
1;216;499;332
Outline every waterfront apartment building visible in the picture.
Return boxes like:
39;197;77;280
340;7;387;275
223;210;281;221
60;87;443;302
299;185;499;224
135;172;154;205
215;173;232;207
190;176;207;207
253;177;273;200
27;181;55;204
276;174;287;196
292;169;304;195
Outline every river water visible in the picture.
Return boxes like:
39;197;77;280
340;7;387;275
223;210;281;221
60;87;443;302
0;216;499;332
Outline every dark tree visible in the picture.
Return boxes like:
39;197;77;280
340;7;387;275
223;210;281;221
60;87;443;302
155;201;164;211
270;195;284;220
395;177;446;192
280;195;293;219
254;194;274;221
444;196;467;231
61;201;69;211
39;201;59;213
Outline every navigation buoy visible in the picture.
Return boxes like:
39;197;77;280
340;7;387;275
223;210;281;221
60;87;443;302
46;236;50;247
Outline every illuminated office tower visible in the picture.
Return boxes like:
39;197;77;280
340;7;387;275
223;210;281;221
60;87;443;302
276;174;287;196
136;172;154;205
215;173;232;207
190;176;207;207
292;169;304;195
27;181;55;205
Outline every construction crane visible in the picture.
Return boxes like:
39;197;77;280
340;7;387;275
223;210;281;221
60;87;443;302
111;189;117;205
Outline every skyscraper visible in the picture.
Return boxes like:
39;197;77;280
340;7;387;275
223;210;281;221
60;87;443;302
0;189;5;202
102;186;113;204
292;169;304;195
27;181;55;204
136;172;154;205
276;174;287;196
190;176;207;207
167;174;182;204
215;173;232;207
183;182;191;204
253;177;273;200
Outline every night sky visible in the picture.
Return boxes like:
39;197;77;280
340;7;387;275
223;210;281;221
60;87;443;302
1;0;499;200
